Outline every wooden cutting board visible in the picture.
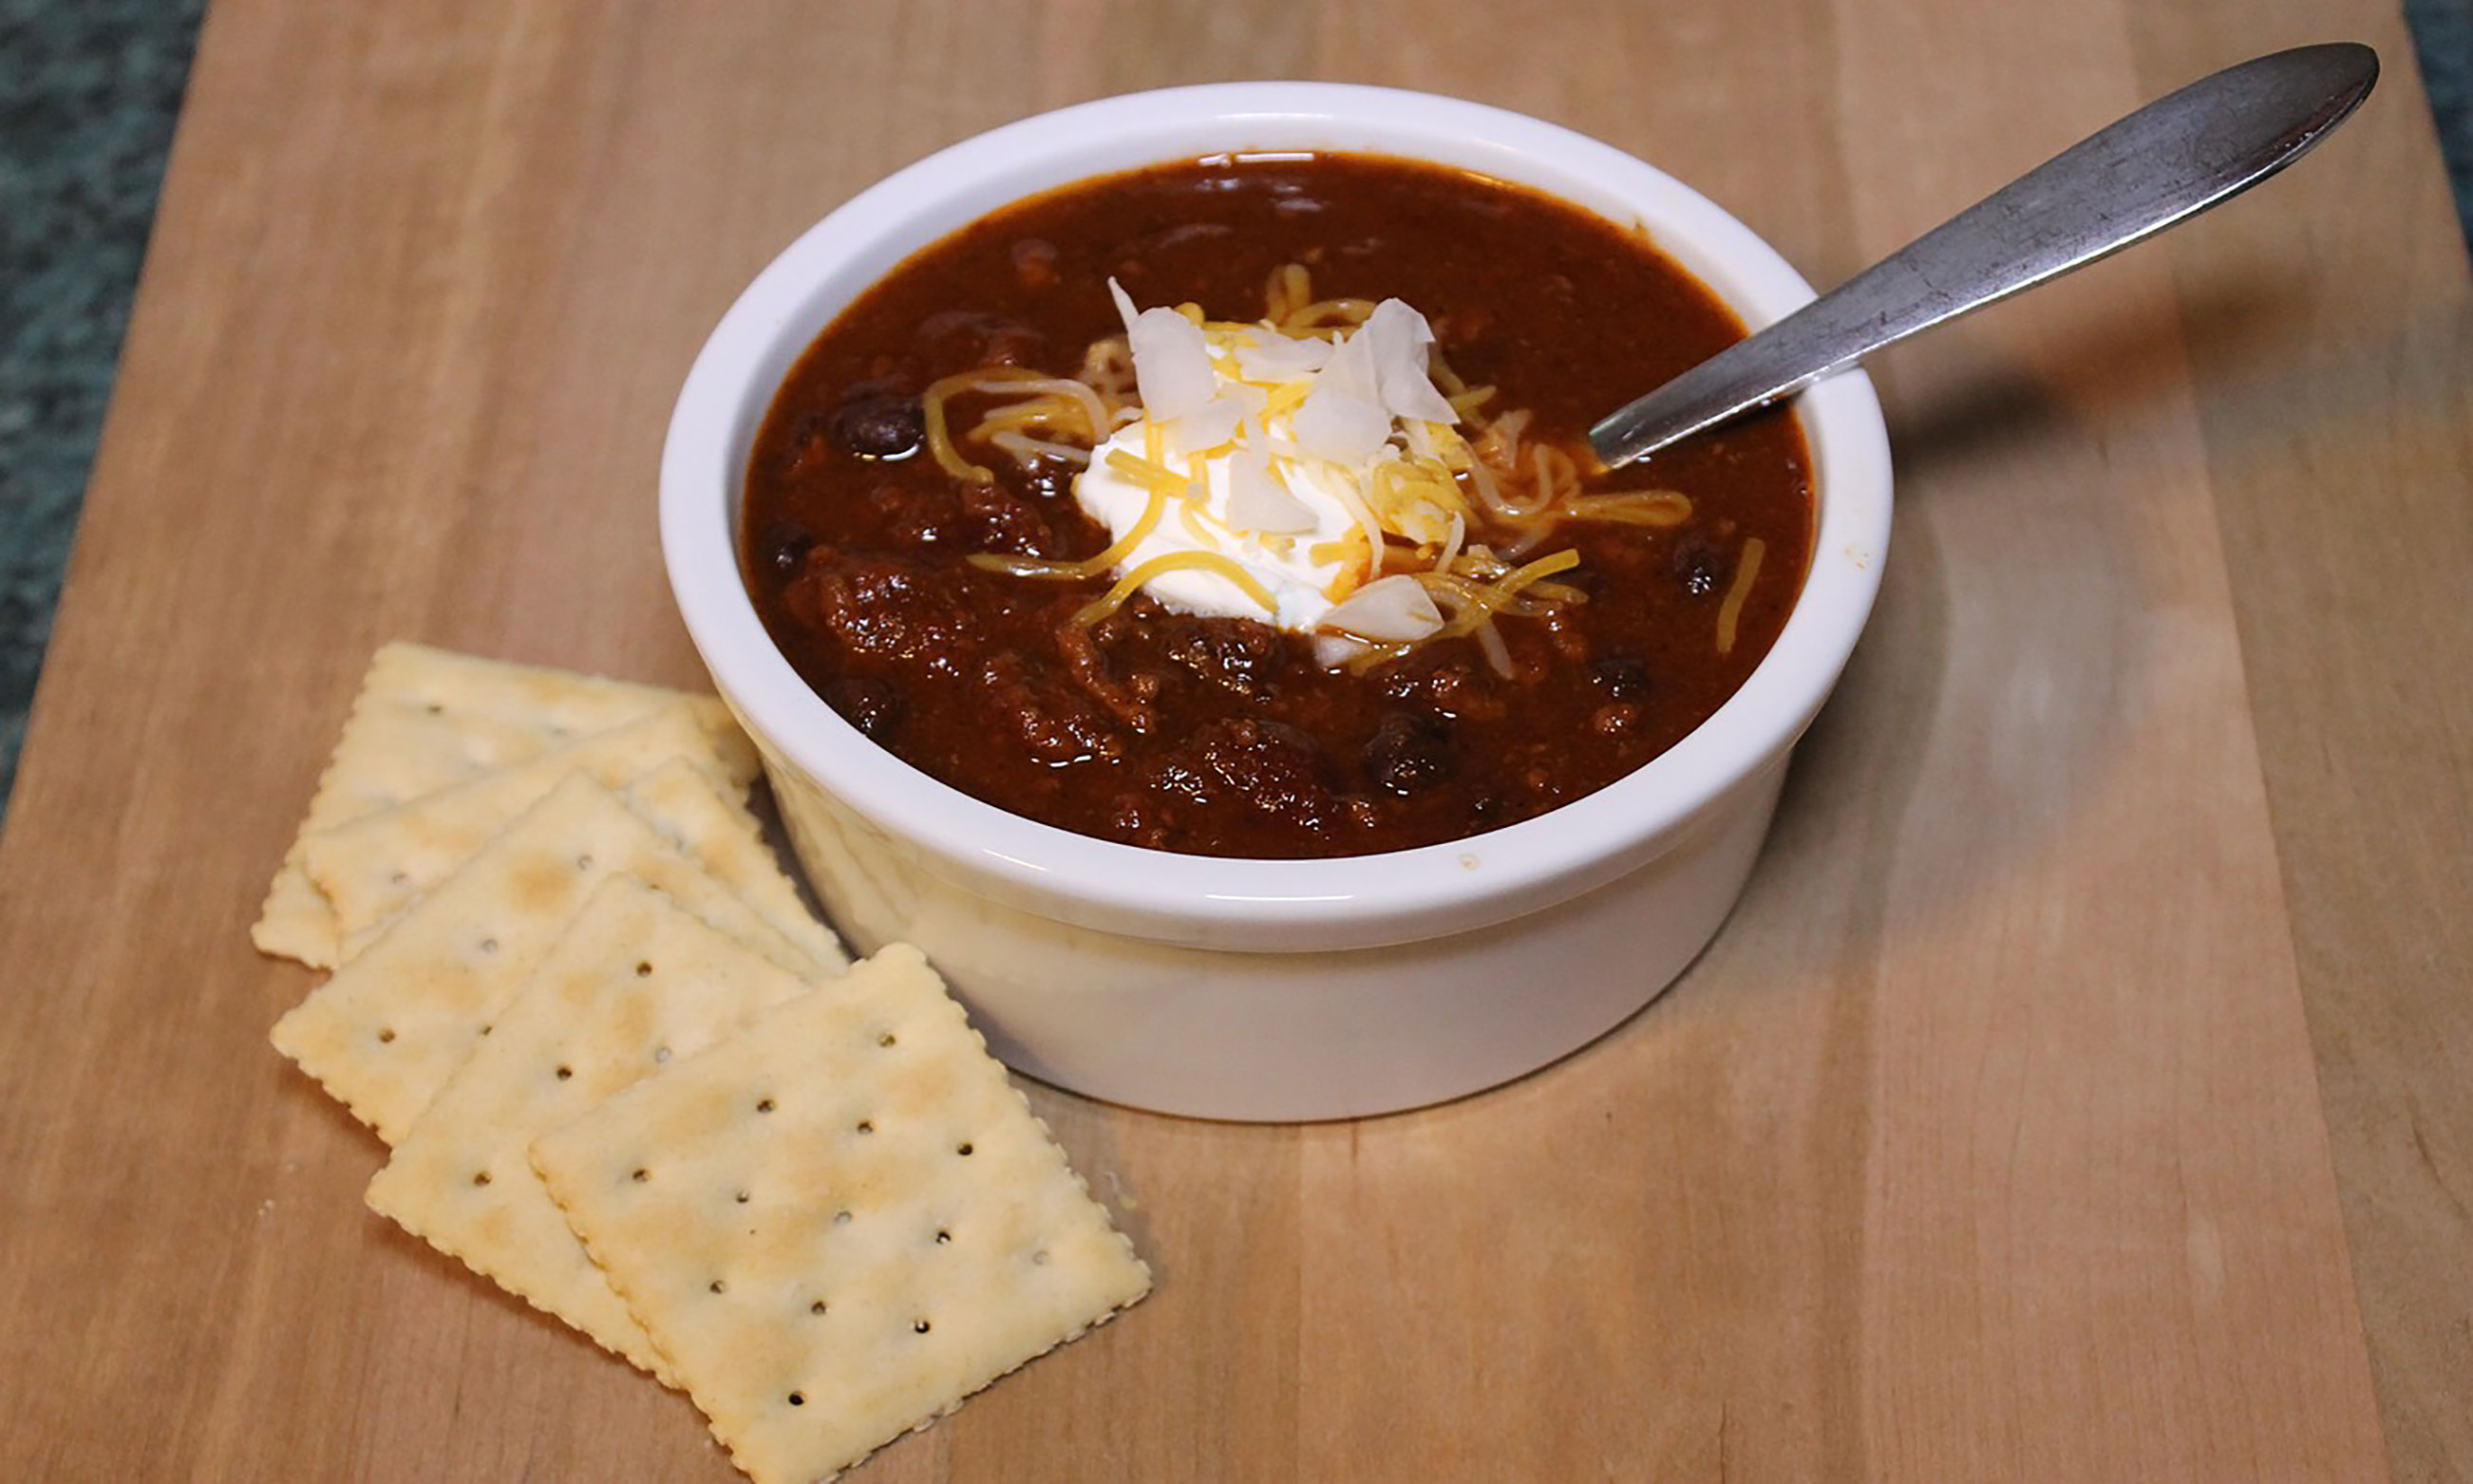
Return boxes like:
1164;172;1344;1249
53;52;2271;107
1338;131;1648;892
3;0;2465;1478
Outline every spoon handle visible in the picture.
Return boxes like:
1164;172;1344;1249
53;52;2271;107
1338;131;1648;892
1588;42;2380;469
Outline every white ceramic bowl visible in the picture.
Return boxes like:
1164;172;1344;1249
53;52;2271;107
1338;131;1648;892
662;83;1891;1121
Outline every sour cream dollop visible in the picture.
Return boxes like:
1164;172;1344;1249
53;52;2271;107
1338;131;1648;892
1069;282;1473;646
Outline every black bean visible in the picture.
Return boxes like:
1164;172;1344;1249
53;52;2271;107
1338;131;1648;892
830;394;924;461
759;519;816;577
1364;713;1450;797
1671;533;1724;599
1590;653;1651;701
824;677;900;741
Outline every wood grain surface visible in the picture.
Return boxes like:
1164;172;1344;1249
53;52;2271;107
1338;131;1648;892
3;1;2464;1479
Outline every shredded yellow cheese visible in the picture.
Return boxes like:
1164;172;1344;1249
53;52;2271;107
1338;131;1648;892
1266;263;1311;323
1261;380;1313;419
966;485;1168;580
921;374;993;483
1564;490;1693;527
1417;548;1584;640
1714;537;1766;656
1104;447;1188;498
1075;550;1279;627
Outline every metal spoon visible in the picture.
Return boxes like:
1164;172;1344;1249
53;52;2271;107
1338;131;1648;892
1588;42;2381;469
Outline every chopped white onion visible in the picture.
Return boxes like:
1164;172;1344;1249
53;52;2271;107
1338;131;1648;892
1225;445;1316;533
1108;278;1142;335
1320;574;1444;642
1311;632;1368;668
1126;308;1217;421
1365;298;1460;424
1314;320;1381;402
1234;329;1333;380
1167;394;1249;454
1292;383;1390;464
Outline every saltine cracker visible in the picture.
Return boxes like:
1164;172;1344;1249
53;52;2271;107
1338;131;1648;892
298;702;757;952
272;773;827;1143
367;876;818;1381
254;643;741;967
530;946;1149;1484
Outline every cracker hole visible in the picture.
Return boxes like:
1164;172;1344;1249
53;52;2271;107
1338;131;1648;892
934;1229;951;1245
653;1046;671;1064
478;936;498;954
786;1392;804;1407
555;1065;573;1081
734;1191;750;1204
913;1319;932;1334
471;1171;491;1188
575;854;595;871
878;1032;897;1048
424;702;444;716
708;1280;726;1294
855;1120;874;1136
833;1210;852;1227
388;872;410;887
631;1168;650;1183
376;1027;396;1044
634;961;653;978
757;1098;775;1114
1031;1249;1050;1266
809;1300;828;1315
955;1142;973;1157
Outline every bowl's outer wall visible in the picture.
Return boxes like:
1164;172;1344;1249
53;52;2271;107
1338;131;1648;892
661;84;1894;1117
765;727;1788;1119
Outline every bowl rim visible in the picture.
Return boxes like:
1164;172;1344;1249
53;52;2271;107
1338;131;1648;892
661;81;1892;949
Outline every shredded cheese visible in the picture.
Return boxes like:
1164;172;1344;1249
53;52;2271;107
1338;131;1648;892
967;485;1168;580
1075;549;1280;627
1564;490;1693;527
1714;537;1766;656
921;374;993;483
1104;447;1188;498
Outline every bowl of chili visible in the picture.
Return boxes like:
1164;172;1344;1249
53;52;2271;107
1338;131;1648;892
662;83;1892;1120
